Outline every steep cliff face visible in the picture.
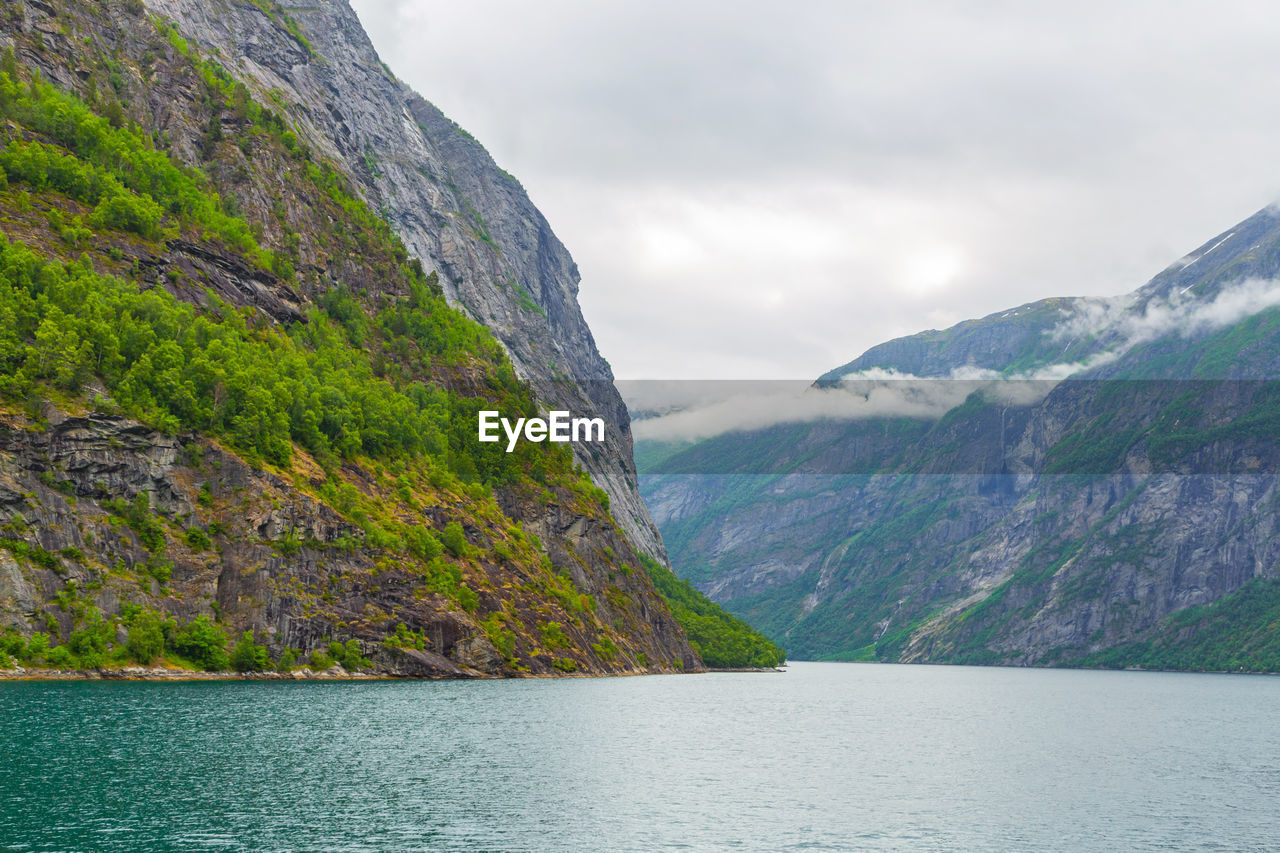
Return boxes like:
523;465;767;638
0;0;701;675
642;204;1280;670
0;405;695;677
142;0;665;562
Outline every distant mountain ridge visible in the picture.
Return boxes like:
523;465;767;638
640;203;1280;669
821;205;1280;384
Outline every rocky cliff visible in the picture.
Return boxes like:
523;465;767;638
0;0;704;676
0;407;695;677
143;0;666;562
642;204;1280;670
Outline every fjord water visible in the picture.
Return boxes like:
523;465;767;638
2;663;1278;852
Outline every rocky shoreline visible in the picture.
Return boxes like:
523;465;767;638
0;663;696;681
0;664;389;681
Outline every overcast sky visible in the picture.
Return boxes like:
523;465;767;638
350;0;1280;380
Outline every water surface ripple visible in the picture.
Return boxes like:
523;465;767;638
2;662;1278;851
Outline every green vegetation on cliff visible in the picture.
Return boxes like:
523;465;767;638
640;555;784;668
0;606;358;674
0;67;273;263
1067;578;1280;673
0;34;701;676
0;71;583;494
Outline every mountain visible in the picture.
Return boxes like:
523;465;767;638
146;0;666;563
640;204;1280;670
0;0;780;676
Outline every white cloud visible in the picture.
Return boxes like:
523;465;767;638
630;378;972;442
1036;277;1280;377
351;0;1280;381
628;277;1280;442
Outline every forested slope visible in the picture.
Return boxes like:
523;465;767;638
0;0;784;676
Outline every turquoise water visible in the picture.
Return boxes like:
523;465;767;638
2;662;1279;851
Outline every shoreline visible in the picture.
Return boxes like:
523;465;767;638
0;665;392;682
0;663;708;682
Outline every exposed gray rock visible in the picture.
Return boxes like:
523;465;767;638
451;634;505;673
0;402;695;675
142;0;665;562
0;551;36;631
